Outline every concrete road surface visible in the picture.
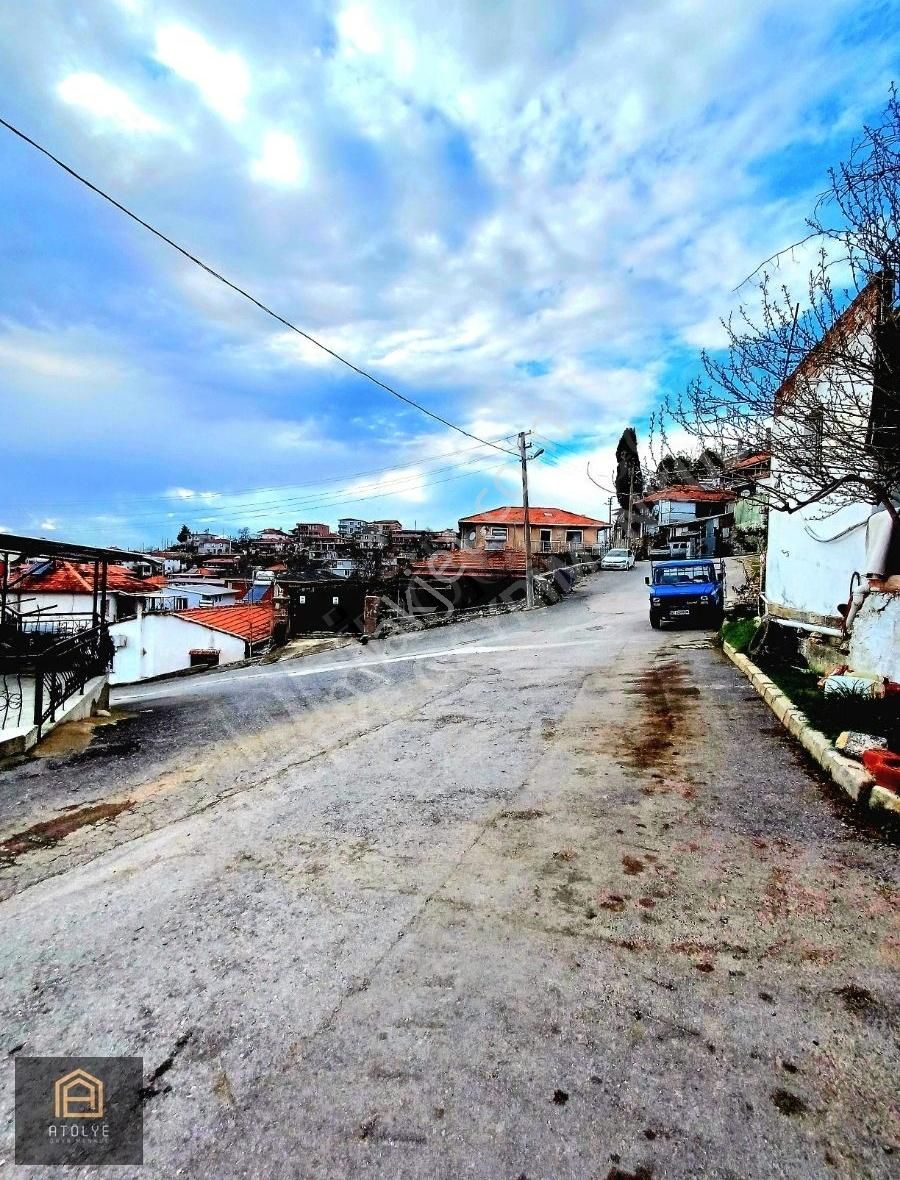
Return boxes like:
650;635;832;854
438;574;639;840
0;568;897;1179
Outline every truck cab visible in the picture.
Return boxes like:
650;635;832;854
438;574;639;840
645;559;725;629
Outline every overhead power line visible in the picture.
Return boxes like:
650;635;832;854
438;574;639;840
0;116;518;459
3;434;518;515
63;451;514;530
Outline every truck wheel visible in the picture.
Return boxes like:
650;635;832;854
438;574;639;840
649;611;661;630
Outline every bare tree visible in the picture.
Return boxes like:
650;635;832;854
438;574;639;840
659;90;900;524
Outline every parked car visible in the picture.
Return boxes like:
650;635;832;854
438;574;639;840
601;548;636;570
645;559;725;628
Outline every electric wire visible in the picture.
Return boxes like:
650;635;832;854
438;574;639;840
0;116;519;458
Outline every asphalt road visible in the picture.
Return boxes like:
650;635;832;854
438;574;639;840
0;568;897;1179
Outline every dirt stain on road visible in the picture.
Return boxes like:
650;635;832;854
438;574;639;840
0;800;135;866
620;659;699;772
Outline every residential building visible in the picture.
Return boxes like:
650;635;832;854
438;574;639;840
458;506;609;555
637;485;736;556
150;549;190;575
188;531;232;555
8;560;170;627
1;533;150;753
293;522;331;540
253;527;294;550
725;452;771;549
110;604;275;684
163;581;239;609
762;280;899;644
338;517;368;538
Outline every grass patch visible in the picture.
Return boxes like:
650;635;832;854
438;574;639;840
720;617;759;653
757;659;900;749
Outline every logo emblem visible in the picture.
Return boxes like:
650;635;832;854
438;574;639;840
53;1068;104;1119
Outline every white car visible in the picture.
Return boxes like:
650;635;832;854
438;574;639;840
601;548;635;570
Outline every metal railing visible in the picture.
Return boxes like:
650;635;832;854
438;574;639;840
32;624;113;739
538;541;605;556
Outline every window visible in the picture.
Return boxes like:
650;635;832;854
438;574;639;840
654;564;716;585
489;526;508;539
565;530;583;545
189;649;220;668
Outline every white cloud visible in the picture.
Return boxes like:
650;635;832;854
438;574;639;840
57;72;165;134
336;5;384;56
154;24;250;122
39;519;58;532
250;130;307;187
166;488;221;502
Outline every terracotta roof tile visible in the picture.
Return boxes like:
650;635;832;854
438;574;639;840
12;560;154;594
459;506;609;528
175;604;274;642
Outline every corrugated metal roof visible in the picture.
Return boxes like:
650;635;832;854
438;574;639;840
639;485;736;505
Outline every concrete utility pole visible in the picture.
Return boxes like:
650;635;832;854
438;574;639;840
518;430;536;609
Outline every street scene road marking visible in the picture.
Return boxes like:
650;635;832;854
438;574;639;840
112;637;608;702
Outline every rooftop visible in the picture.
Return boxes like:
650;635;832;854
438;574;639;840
639;485;736;505
10;560;157;594
458;506;610;528
175;604;274;643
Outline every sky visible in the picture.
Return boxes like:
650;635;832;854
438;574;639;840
0;0;897;546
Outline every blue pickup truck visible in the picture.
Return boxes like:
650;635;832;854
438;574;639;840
645;559;725;629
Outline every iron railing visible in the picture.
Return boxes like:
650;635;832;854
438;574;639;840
32;624;113;739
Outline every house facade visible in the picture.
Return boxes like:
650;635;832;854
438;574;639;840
638;485;736;556
8;561;167;627
458;506;609;555
109;604;275;683
764;279;899;631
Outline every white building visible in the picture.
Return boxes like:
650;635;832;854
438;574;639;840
764;280;899;633
109;604;274;684
164;581;238;609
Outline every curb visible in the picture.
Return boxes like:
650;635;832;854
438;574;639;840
721;641;899;815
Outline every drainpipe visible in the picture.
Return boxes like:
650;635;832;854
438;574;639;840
758;594;844;638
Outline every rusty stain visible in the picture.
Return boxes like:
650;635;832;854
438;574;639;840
622;855;645;875
0;801;135;865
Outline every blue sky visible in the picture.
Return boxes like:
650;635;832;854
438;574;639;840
0;0;897;546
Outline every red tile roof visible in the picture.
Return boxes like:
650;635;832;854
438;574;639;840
459;506;609;527
11;560;155;594
639;485;736;505
175;604;274;642
728;451;771;471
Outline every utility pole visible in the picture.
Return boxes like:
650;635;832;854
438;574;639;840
518;430;535;609
626;466;635;549
517;431;543;609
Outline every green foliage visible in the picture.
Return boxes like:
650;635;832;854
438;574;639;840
758;661;900;750
720;617;759;653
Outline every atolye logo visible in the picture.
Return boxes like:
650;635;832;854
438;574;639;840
15;1055;143;1165
54;1067;104;1119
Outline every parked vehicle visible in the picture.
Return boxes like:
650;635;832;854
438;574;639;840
645;559;725;629
601;547;635;570
667;538;699;559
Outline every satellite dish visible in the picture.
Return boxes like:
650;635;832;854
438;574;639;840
468;531;476;542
